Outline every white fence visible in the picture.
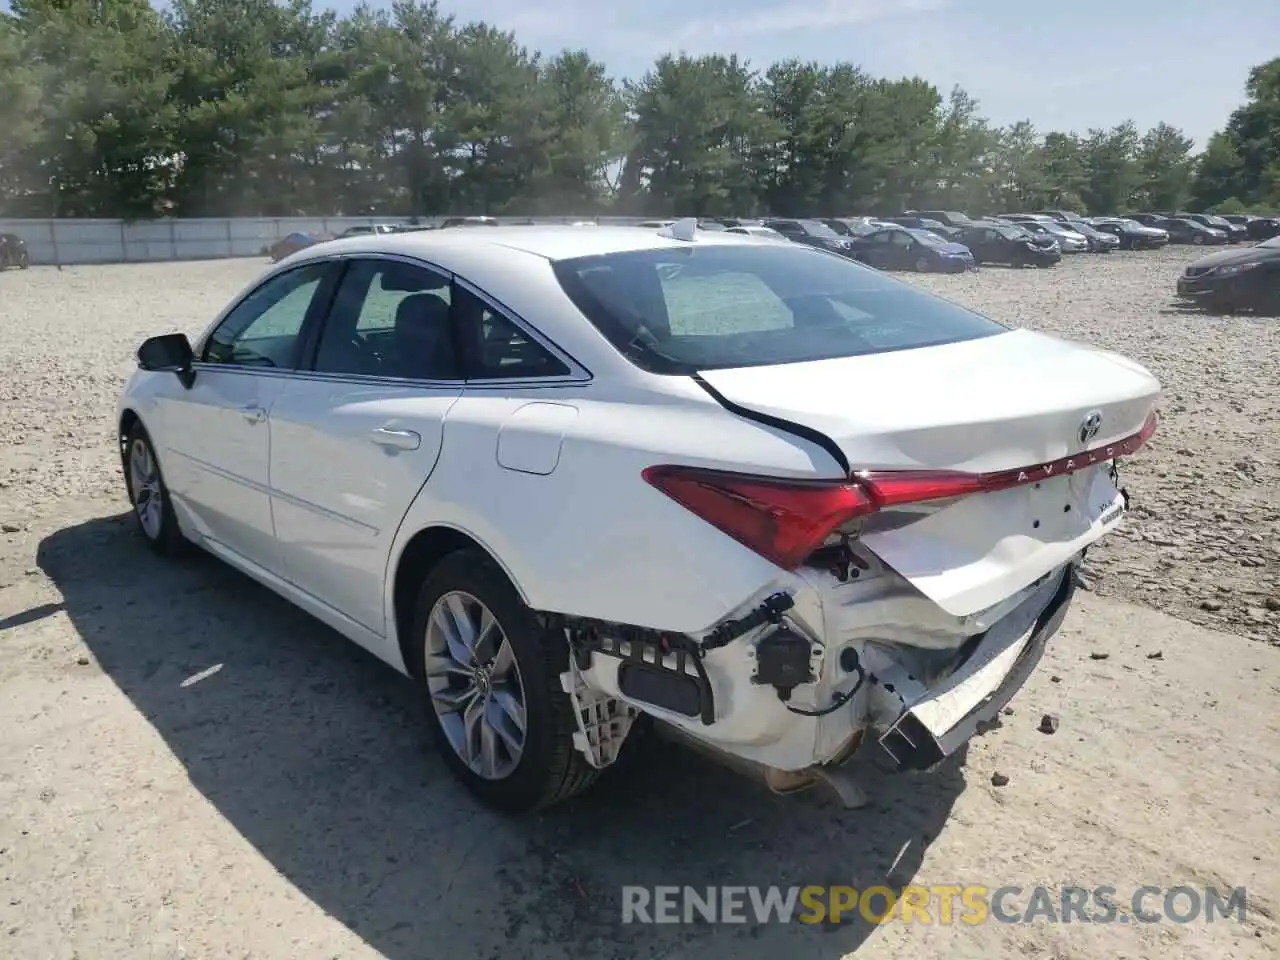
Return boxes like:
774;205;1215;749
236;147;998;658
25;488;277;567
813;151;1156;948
0;215;655;266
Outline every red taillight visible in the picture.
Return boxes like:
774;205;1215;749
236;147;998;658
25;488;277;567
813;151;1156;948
643;411;1156;570
641;466;875;570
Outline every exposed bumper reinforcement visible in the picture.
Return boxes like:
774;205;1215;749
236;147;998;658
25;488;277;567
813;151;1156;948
876;565;1076;771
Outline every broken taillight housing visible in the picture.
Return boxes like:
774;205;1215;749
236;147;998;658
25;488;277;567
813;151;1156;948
643;410;1157;570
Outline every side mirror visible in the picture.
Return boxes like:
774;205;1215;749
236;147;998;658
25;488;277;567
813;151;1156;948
137;333;195;388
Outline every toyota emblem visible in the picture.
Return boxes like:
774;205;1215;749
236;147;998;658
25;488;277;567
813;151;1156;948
1078;410;1104;446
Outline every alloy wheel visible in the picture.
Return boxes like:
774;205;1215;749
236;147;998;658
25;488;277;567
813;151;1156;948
128;438;164;539
424;590;527;780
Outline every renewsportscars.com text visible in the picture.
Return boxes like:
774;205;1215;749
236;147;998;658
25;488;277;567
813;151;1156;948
621;884;1249;925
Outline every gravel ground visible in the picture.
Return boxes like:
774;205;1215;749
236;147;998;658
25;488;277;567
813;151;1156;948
1;250;1278;959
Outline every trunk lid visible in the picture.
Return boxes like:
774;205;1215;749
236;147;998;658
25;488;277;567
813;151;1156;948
700;329;1161;617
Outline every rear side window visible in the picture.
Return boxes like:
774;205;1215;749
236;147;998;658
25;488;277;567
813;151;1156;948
551;244;1006;374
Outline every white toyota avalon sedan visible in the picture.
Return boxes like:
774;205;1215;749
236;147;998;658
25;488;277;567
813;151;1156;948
117;219;1160;813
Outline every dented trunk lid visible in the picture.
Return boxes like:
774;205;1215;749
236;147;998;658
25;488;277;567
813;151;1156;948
699;329;1161;617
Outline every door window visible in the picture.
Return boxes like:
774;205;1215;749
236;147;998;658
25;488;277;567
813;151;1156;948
312;259;462;380
202;263;331;368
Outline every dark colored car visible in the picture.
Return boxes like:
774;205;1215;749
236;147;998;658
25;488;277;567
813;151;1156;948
267;231;326;262
1151;217;1229;245
903;210;975;228
760;218;857;255
879;216;962;238
1173;212;1248;244
955;222;1061;267
0;233;30;270
1221;215;1280;241
1032;210;1089;224
846;225;976;273
1060;219;1120;253
1089;218;1169;250
1176;235;1280;313
440;216;500;228
819;217;884;238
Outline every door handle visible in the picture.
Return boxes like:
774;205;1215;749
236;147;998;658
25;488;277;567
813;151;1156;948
240;404;267;425
370;426;421;451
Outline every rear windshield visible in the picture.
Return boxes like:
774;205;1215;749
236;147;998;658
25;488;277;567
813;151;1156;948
551;244;1007;374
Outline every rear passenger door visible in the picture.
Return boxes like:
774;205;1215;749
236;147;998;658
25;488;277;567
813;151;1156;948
266;257;465;636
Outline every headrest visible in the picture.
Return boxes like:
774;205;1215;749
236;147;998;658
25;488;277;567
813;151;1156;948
395;292;450;335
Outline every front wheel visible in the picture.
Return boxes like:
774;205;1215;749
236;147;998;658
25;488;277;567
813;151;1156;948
123;423;186;554
1192;234;1205;245
16;249;30;269
914;256;932;273
410;548;599;813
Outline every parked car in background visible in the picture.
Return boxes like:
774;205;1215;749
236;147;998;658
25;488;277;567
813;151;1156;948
0;232;30;270
724;225;789;241
1144;216;1228;245
847;225;976;273
117;222;1160;813
268;232;327;262
956;222;1061;267
440;216;500;228
1013;220;1090;253
1173;213;1247;244
338;224;401;238
880;216;962;238
1032;210;1088;225
1088;218;1170;250
1176;234;1280;313
904;210;975;228
1220;214;1280;241
1053;219;1119;253
820;217;885;238
760;218;857;255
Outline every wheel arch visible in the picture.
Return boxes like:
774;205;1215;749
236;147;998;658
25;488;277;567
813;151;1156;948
389;524;531;677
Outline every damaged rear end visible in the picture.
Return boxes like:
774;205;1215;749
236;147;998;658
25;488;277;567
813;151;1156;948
547;241;1161;804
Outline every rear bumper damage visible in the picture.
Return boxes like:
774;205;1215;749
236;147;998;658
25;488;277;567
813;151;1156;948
867;564;1073;771
553;557;1081;806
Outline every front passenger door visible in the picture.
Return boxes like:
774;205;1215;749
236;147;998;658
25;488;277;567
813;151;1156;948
161;261;338;574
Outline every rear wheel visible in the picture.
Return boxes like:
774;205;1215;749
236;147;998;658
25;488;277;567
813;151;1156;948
410;548;598;813
1192;234;1205;245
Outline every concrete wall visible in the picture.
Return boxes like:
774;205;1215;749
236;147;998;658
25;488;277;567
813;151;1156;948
0;216;657;266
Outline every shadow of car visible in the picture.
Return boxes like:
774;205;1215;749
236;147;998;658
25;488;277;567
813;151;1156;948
36;513;966;959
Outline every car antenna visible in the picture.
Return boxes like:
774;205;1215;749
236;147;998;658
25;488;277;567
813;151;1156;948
657;217;699;242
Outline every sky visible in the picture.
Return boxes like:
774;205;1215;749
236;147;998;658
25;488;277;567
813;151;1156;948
403;0;1278;148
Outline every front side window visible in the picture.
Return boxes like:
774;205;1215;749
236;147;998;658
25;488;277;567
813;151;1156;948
312;259;461;380
552;244;1006;374
203;262;331;368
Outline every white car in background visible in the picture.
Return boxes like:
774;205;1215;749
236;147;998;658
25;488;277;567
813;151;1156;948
118;219;1160;813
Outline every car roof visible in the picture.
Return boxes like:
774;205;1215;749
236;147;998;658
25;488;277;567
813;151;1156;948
285;224;763;268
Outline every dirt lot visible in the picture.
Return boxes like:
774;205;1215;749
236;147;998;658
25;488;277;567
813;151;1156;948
1;250;1278;959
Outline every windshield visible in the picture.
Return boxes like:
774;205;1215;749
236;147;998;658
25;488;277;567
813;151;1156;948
908;229;949;246
551;244;1006;374
994;225;1030;239
799;220;841;239
1203;215;1230;226
1044;222;1079;235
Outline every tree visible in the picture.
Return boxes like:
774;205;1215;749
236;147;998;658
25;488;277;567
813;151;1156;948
0;3;1275;220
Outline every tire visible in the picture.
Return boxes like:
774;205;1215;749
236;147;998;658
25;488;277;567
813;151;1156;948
914;256;931;273
409;548;598;813
1192;234;1205;245
122;423;186;555
17;250;29;269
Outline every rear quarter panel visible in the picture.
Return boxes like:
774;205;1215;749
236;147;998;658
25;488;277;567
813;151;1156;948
385;383;841;635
